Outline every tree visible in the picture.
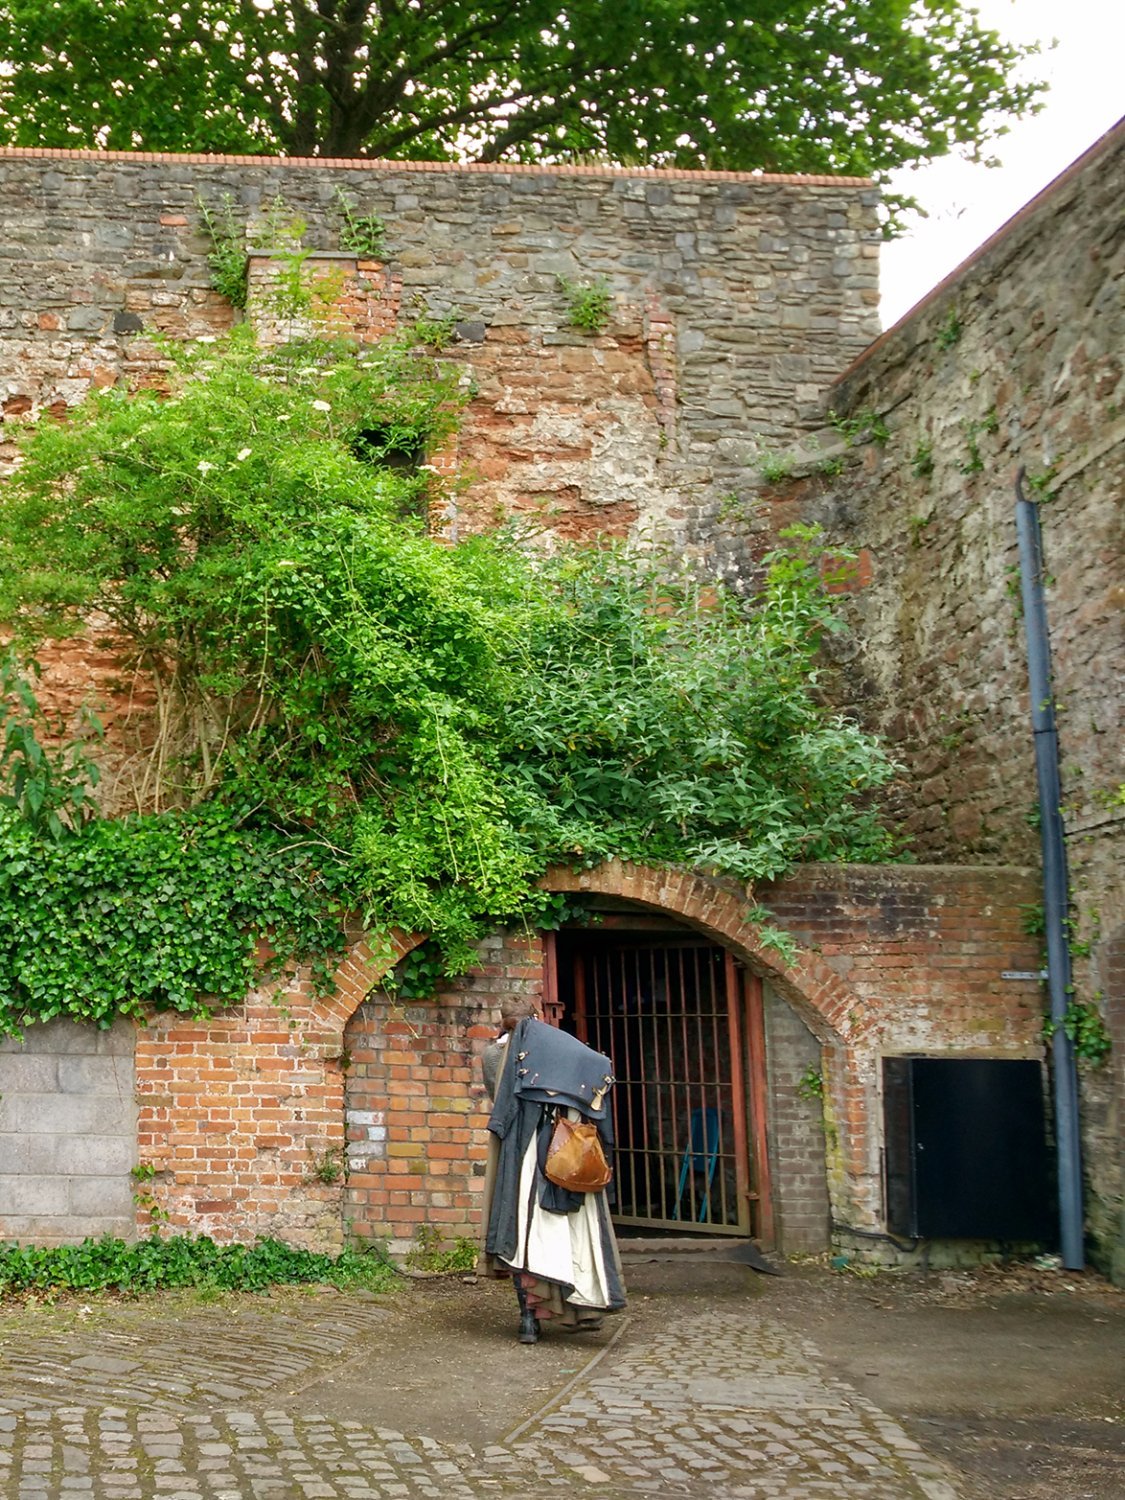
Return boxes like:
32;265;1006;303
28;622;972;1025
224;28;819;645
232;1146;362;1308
0;1;1041;187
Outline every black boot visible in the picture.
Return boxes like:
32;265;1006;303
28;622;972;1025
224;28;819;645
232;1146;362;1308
515;1279;540;1344
519;1308;540;1344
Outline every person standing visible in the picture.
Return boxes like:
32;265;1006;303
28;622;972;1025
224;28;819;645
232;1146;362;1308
481;997;626;1344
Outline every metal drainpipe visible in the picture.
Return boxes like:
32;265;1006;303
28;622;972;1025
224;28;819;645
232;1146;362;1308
1014;467;1084;1269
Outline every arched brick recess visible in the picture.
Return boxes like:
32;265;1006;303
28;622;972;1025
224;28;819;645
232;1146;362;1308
543;860;866;1045
133;929;425;1252
129;859;1044;1252
540;861;881;1230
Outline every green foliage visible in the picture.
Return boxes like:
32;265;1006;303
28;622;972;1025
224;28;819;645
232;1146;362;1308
757;450;795;485
935;308;962;350
557;277;613;335
0;799;351;1035
197;194;248;309
253;194;308;252
1045;999;1111;1067
384;939;452;1002
1025;467;1058;502
0;2;1044;209
404;1225;478;1273
305;1147;348;1186
0;1234;398;1298
130;1161;170;1225
0;334;900;1029
1019;902;1045;938
907;515;932;548
745;905;800;967
0;651;102;839
830;408;890;448
410;307;462;350
959;409;998;477
796;1065;824;1102
336;190;386;259
911;441;934;480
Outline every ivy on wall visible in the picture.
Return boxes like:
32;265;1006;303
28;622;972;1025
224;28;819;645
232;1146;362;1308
0;327;900;1033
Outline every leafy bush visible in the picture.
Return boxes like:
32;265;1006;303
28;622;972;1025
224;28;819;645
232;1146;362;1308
0;330;900;1030
0;1234;398;1297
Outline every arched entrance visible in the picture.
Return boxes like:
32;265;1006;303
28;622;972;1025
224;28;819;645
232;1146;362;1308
549;916;773;1241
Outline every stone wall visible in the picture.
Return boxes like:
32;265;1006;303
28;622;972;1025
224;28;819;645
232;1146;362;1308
784;122;1123;1274
0;148;879;573
0;1019;136;1244
809;124;1123;869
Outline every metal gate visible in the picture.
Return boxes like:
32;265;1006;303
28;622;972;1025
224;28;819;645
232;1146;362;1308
561;933;770;1237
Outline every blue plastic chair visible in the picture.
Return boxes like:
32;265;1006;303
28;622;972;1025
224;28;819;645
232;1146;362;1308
672;1106;721;1222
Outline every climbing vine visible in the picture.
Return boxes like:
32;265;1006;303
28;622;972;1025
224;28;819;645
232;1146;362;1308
0;329;901;1032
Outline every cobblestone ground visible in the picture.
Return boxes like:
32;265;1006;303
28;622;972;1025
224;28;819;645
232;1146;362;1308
0;1295;962;1499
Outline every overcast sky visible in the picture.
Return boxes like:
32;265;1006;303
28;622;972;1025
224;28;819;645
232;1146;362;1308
879;0;1124;328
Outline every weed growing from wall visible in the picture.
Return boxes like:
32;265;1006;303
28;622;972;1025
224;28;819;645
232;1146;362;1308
830;407;890;448
336;189;386;259
557;276;613;334
935;308;962;351
197;194;249;308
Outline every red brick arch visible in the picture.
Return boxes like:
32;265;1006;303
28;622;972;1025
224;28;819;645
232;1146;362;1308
318;860;868;1052
542;860;866;1047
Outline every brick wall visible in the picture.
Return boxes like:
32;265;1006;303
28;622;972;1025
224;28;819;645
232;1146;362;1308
763;986;830;1253
0;1019;135;1244
0;861;1044;1256
343;930;544;1248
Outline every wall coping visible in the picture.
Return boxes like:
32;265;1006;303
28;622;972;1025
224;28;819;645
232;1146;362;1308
835;116;1125;389
0;144;872;190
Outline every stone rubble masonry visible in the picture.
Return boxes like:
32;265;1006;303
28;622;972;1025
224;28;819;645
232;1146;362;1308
0;147;880;573
798;120;1124;1275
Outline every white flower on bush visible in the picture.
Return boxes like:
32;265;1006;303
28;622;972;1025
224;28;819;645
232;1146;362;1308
235;448;252;462
197;460;215;474
312;400;331;412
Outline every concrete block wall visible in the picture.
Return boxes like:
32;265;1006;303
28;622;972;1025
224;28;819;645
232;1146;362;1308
0;1019;136;1244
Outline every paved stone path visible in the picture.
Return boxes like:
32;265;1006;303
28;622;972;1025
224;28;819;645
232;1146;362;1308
0;1296;962;1499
